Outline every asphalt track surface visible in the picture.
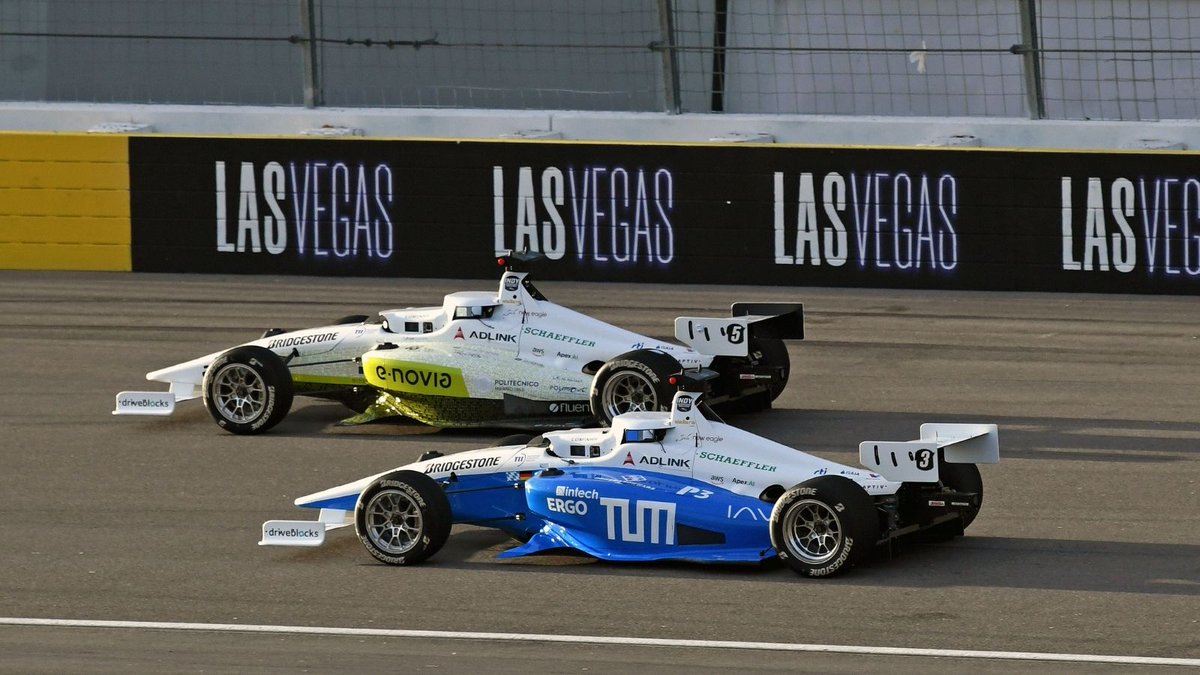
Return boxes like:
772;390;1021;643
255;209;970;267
1;271;1197;674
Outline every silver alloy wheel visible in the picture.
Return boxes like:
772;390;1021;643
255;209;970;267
363;489;423;555
210;363;267;423
601;370;658;418
780;499;843;564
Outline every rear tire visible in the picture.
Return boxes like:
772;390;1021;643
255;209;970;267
755;338;790;402
770;476;878;577
355;470;452;565
202;346;293;435
938;461;983;530
589;349;681;426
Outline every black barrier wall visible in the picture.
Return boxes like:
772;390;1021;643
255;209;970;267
129;137;1200;294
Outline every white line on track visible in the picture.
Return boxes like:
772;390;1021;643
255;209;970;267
1;617;1197;667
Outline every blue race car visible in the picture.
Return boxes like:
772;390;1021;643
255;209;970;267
260;380;999;577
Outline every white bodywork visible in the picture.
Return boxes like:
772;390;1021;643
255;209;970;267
261;390;999;546
114;268;780;416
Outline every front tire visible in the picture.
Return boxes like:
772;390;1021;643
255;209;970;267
589;350;681;426
770;476;879;577
355;470;452;565
495;434;534;447
202;346;294;435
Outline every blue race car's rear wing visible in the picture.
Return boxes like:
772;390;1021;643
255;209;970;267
858;423;1000;483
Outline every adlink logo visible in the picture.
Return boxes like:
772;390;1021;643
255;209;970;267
640;456;691;469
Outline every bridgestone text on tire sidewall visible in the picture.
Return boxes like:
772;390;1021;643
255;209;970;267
360;481;426;565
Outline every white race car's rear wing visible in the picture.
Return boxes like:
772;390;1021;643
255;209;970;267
858;423;999;483
674;302;803;357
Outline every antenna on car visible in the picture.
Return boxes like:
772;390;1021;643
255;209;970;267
668;369;725;423
496;249;546;272
497;250;549;301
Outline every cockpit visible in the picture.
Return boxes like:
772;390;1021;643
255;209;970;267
452;304;499;320
623;428;668;443
442;291;502;322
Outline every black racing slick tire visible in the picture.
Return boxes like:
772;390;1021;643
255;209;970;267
201;345;294;435
495;434;534;447
355;470;452;566
589;349;681;426
770;476;879;578
754;337;790;402
938;461;983;530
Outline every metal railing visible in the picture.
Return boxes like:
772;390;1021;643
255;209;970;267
1;0;1198;121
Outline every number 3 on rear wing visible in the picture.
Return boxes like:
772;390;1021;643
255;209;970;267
858;423;999;483
674;303;804;357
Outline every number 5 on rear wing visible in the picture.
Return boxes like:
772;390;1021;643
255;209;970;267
858;423;1000;483
674;302;804;357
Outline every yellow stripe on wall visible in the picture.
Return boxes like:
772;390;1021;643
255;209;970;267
0;133;130;271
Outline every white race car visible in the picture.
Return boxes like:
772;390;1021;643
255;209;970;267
114;253;803;434
261;379;999;577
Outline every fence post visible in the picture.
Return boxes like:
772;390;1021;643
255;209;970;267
299;0;322;108
656;0;681;114
1017;0;1045;119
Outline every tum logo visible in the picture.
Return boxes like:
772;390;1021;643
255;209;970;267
599;498;676;545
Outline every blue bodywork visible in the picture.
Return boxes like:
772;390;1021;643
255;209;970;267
433;467;775;564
